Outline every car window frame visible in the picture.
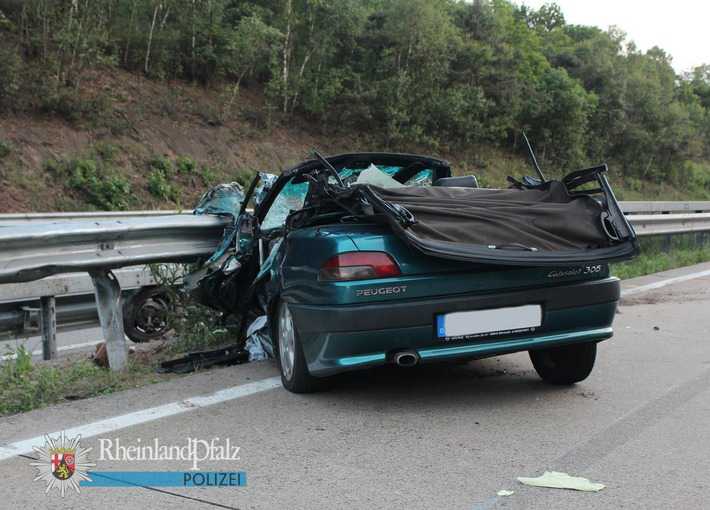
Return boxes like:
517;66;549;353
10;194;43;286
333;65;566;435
256;172;309;232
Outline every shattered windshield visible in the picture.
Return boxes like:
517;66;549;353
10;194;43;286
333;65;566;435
261;178;310;230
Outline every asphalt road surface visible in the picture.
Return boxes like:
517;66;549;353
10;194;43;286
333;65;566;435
1;263;709;509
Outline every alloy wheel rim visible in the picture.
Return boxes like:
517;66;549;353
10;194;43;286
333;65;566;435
279;303;296;380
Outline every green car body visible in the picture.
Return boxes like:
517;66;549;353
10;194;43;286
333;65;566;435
269;223;618;376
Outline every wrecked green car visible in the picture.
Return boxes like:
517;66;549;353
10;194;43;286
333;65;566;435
190;152;638;393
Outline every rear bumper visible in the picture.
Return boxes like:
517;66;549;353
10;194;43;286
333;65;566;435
289;277;619;376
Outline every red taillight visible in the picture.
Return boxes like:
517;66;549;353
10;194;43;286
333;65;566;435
319;251;401;281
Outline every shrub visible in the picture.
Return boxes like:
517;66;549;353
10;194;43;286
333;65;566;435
683;161;710;191
199;165;218;186
149;264;239;354
93;142;120;162
40;89;113;125
47;156;132;210
176;156;196;174
0;44;21;112
0;140;11;158
148;168;178;201
148;155;173;174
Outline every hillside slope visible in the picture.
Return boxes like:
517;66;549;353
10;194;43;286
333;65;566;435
0;70;699;212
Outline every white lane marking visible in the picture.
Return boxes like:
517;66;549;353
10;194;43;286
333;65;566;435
0;376;282;461
621;268;710;297
1;340;103;360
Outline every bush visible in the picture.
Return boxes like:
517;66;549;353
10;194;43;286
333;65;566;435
176;156;196;174
148;155;173;174
200;165;218;186
40;89;113;125
683;161;710;191
47;156;132;210
149;264;239;354
147;168;178;201
93;142;119;161
0;140;11;158
0;44;21;111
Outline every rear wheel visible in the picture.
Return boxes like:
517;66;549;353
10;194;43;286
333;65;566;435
275;300;328;393
529;342;597;385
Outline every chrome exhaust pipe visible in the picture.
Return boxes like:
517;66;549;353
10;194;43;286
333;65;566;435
394;351;419;367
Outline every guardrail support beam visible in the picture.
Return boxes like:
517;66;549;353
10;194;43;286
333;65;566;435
90;269;128;371
39;296;57;360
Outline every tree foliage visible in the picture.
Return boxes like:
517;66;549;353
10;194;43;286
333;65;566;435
1;0;709;185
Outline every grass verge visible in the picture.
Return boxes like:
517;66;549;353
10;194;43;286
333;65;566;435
0;346;165;416
0;265;241;417
612;233;710;280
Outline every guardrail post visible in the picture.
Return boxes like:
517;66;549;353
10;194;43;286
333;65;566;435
39;296;57;360
90;269;128;371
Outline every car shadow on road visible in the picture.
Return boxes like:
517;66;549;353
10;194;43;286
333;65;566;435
316;356;581;409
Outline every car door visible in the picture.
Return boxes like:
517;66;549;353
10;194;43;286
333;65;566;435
252;174;310;283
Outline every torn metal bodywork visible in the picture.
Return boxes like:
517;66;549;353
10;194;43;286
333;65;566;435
188;152;637;392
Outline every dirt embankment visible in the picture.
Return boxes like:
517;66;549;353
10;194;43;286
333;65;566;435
0;69;374;212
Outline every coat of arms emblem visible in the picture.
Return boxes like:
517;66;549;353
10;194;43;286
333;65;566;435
30;432;95;496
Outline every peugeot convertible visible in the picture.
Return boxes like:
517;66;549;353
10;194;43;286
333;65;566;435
189;152;638;393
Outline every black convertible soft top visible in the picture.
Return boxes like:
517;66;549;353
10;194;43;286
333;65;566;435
302;164;638;266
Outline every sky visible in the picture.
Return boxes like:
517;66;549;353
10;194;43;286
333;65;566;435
519;0;708;74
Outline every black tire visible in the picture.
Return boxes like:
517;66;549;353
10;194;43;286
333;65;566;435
274;300;328;393
529;342;597;385
122;286;172;343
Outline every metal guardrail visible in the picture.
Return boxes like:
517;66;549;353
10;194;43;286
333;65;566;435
0;202;708;369
0;266;156;340
0;210;190;225
627;213;710;236
0;214;229;370
0;215;229;284
620;201;710;214
1;202;707;222
620;201;710;235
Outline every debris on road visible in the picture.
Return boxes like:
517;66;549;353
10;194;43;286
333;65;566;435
517;471;605;492
497;490;515;496
245;315;270;361
158;345;249;373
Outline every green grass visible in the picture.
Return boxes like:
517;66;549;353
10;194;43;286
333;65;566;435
0;139;11;158
0;346;158;416
612;233;710;280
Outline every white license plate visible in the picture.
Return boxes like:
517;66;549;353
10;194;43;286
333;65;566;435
436;304;542;340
